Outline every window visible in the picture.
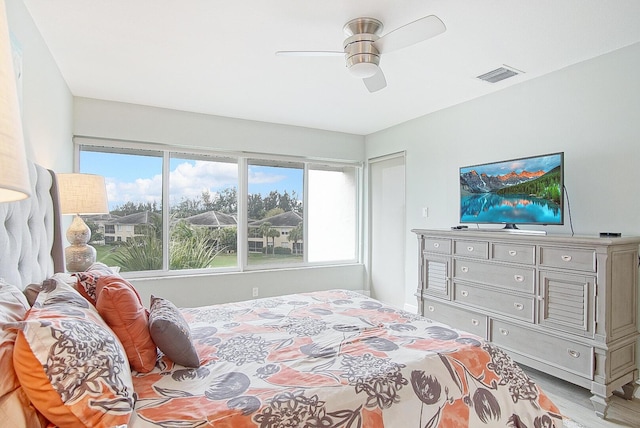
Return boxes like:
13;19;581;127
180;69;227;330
247;160;303;266
79;147;163;273
307;164;358;262
169;154;238;271
77;140;360;275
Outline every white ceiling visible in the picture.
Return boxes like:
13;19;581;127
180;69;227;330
22;0;640;136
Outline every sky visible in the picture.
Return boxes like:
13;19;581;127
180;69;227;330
459;152;563;177
80;151;303;210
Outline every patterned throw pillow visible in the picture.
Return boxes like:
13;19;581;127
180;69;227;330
148;295;200;368
11;279;135;427
0;280;47;428
72;262;118;305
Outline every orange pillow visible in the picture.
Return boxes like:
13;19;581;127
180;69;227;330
12;279;134;427
95;275;157;372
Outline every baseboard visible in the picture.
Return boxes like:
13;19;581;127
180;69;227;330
404;303;419;314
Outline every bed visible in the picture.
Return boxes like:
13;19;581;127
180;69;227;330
0;162;563;427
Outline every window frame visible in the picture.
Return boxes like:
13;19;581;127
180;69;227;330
74;137;363;278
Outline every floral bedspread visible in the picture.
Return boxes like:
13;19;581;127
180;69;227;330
130;290;562;427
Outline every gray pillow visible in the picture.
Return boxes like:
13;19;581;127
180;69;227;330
148;295;199;368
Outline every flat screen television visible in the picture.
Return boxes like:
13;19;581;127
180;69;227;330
459;152;564;229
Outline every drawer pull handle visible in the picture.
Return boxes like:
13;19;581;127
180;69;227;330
514;303;524;310
568;349;580;358
433;243;440;248
561;255;572;262
467;246;474;252
499;328;509;336
428;305;435;312
461;290;469;297
471;319;479;326
461;266;469;273
514;274;524;282
508;250;517;256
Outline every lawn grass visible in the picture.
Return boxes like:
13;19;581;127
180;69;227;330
94;245;303;269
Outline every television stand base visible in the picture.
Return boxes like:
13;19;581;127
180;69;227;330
468;228;547;235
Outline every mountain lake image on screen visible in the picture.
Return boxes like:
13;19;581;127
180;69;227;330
459;152;564;228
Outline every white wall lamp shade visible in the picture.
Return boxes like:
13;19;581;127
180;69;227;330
0;0;30;203
56;173;109;272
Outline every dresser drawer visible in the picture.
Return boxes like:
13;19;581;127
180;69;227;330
490;320;592;378
453;259;535;293
454;240;489;259
423;300;487;338
453;283;534;322
539;246;595;272
423;238;451;255
491;243;536;265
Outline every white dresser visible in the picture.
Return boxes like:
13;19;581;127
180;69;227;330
412;229;640;418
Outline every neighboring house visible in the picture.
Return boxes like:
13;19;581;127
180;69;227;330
82;214;120;245
102;211;160;244
182;211;237;229
248;211;303;253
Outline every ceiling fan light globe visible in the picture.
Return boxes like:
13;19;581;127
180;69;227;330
348;62;379;78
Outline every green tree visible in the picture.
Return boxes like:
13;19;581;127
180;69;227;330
112;220;222;271
288;222;303;255
248;193;265;219
214;187;237;214
259;222;272;253
267;228;281;254
111;232;162;271
264;207;284;218
214;227;237;252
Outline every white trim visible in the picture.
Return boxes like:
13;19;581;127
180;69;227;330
403;303;419;314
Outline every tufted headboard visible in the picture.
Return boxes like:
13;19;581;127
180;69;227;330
0;161;64;289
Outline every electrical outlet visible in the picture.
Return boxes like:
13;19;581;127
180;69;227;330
252;287;259;297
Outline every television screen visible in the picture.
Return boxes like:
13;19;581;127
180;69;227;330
459;152;564;228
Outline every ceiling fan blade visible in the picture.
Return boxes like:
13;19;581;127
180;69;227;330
363;68;387;92
276;50;344;57
374;15;446;54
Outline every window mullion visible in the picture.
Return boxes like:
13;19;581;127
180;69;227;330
162;152;171;271
237;157;248;271
302;163;309;263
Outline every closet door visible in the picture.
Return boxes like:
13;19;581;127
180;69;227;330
369;153;405;308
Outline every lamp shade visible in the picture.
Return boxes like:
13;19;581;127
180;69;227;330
57;173;109;215
0;0;30;203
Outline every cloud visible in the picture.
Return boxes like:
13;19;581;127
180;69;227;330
105;161;301;209
248;170;287;184
106;160;238;208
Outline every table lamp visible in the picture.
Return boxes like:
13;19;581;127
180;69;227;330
57;173;109;272
0;0;30;203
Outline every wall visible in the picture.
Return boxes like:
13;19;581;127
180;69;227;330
5;0;73;173
74;97;365;161
73;97;367;305
365;42;640;311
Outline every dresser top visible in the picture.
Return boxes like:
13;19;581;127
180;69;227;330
411;228;640;246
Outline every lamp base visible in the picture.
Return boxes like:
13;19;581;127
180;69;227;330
65;215;96;272
65;244;97;272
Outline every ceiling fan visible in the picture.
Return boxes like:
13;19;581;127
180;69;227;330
276;15;446;92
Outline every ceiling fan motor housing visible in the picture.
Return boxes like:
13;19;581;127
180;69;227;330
343;18;383;78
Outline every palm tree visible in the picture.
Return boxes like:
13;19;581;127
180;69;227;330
288;222;303;254
267;228;281;254
259;222;273;254
112;220;222;271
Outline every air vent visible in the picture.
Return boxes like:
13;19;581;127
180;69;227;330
477;66;522;83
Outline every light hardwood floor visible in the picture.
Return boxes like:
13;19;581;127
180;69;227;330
522;366;640;428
